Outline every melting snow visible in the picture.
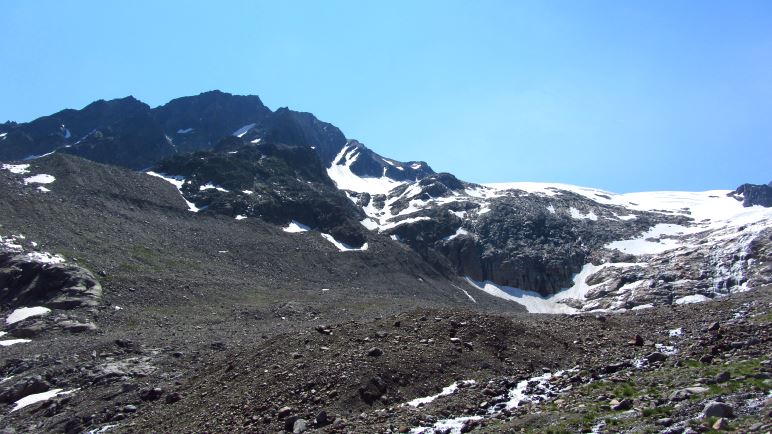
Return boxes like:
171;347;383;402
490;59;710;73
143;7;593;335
320;234;369;252
23;151;57;160
23;174;55;184
235;215;247;220
37;186;50;193
242;190;254;195
6;306;51;324
674;294;710;305
176;128;194;134
12;388;78;412
569;207;598;221
2;164;30;174
405;380;476;407
232;123;256;138
0;132;6;139
146;172;200;212
465;278;576;314
409;416;483;434
500;371;566;410
669;328;683;337
199;183;230;193
443;227;470;241
605;224;691;255
655;343;678;355
0;339;31;347
25;251;64;263
466;262;643;314
360;218;380;230
327;144;405;195
282;221;311;233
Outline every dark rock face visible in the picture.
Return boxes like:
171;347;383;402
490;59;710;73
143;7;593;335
252;108;348;166
382;184;684;297
151;90;272;154
61;111;176;170
0;96;149;161
0;252;102;309
337;140;434;182
728;183;772;207
153;143;368;247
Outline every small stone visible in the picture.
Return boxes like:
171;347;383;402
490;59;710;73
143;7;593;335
611;398;633;411
123;405;138;413
277;406;293;419
714;371;730;383
712;418;729;430
165;392;182;404
293;418;308;433
633;335;644;346
315;410;329;426
702;401;733;418
646;352;668;363
367;347;383;357
707;321;720;331
699;354;714;364
139;387;163;401
291;352;303;359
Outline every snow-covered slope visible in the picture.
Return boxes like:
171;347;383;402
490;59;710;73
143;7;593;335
326;164;772;314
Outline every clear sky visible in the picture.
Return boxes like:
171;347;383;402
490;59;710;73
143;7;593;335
2;1;770;192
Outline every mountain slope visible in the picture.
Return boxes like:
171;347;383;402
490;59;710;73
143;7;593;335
2;90;770;315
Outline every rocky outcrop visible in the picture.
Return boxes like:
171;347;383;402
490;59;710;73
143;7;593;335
0;253;102;309
728;183;772;207
153;143;369;247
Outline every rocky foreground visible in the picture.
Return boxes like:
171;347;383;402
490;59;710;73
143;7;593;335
2;286;766;433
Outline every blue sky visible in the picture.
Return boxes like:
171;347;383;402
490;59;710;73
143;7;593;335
1;1;770;192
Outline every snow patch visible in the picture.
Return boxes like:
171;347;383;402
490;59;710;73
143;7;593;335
669;328;683;337
320;234;368;252
605;224;691;255
409;416;483;434
0;339;31;347
199;183;229;193
569;207;598;221
23;174;55;184
146;172;200;212
25;251;64;264
327;144;405;195
404;380;476;407
674;294;710;305
1;164;30;174
282;221;310;233
443;227;470;241
6;306;51;324
176;128;194;134
232;123;255;137
12;388;78;412
235;215;247;220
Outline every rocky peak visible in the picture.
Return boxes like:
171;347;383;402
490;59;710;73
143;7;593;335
728;182;772;207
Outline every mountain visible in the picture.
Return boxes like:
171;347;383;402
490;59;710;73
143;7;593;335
0;91;770;433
